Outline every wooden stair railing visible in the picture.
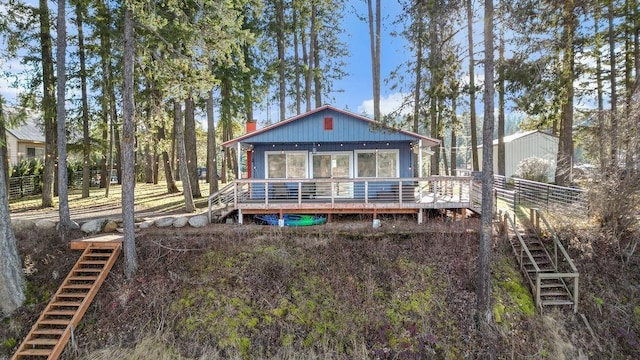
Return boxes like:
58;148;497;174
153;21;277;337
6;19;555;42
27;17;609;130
501;211;579;313
12;242;121;360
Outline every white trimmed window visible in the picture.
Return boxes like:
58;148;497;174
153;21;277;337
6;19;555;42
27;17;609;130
355;149;399;178
266;151;308;179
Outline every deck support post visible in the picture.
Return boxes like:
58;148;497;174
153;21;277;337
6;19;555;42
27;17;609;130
418;209;423;224
237;209;243;224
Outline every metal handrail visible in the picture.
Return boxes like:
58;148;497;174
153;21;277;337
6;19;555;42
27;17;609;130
207;183;235;223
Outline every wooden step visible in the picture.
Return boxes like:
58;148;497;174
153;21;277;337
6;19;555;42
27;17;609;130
540;282;564;288
55;293;87;299
45;310;77;316
68;276;98;281
542;299;574;306
541;290;570;297
62;284;94;290
51;301;83;307
25;338;59;346
72;268;102;273
78;260;108;265
38;319;70;326
15;349;52;357
31;329;65;336
84;252;113;257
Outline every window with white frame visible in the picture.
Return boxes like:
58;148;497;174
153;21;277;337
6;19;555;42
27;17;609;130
355;149;399;178
266;152;308;179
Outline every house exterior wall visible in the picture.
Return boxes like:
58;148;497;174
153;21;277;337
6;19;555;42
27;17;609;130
246;108;420;144
250;141;414;179
246;141;414;199
5;132;19;164
6;136;45;165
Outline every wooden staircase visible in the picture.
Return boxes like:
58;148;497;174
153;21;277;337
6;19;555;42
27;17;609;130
12;240;121;359
500;209;579;313
510;235;575;308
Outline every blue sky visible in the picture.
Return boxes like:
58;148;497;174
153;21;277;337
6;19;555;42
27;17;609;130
317;1;410;118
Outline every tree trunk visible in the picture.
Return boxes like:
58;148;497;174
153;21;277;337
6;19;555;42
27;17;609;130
122;5;138;280
367;0;381;120
97;0;111;187
99;17;110;189
114;123;121;185
497;31;506;176
75;2;91;199
595;1;606;169
451;89;458;176
303;23;312;112
0;119;9;194
0;125;25;316
312;2;322;108
430;97;439;175
56;0;77;237
158;116;179;193
276;0;286;121
477;0;495;328
144;144;153;183
555;1;576;186
207;90;219;194
174;101;195;212
293;8;302;115
608;1;618;164
40;0;55;208
466;0;479;172
413;25;423;176
184;96;201;198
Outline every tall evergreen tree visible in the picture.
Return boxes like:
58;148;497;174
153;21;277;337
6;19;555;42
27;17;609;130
122;1;138;279
478;0;495;328
39;0;55;208
56;0;76;235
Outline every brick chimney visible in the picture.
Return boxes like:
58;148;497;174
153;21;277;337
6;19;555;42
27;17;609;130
246;120;257;178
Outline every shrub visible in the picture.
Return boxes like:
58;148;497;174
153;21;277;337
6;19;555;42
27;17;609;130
514;157;554;183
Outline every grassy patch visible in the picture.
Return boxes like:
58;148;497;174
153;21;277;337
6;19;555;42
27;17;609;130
9;181;214;213
165;231;476;359
492;257;536;326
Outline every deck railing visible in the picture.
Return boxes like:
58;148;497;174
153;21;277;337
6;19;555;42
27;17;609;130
207;176;476;221
230;176;473;206
494;175;586;211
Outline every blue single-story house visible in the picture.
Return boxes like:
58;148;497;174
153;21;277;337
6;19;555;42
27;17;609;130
221;105;440;201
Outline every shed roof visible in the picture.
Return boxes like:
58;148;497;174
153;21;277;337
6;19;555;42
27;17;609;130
222;105;440;148
490;130;556;146
4;107;45;143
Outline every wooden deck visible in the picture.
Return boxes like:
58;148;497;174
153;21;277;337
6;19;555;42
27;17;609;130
208;176;481;223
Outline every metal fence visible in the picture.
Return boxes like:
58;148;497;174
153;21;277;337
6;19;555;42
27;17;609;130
7;170;102;200
494;175;587;212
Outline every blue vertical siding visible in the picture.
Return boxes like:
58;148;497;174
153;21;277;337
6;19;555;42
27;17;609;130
246;108;419;144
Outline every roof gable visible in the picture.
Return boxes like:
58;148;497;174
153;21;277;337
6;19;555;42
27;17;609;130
223;105;439;147
4;107;45;143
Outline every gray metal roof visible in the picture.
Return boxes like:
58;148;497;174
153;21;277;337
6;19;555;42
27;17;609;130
4;107;45;143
